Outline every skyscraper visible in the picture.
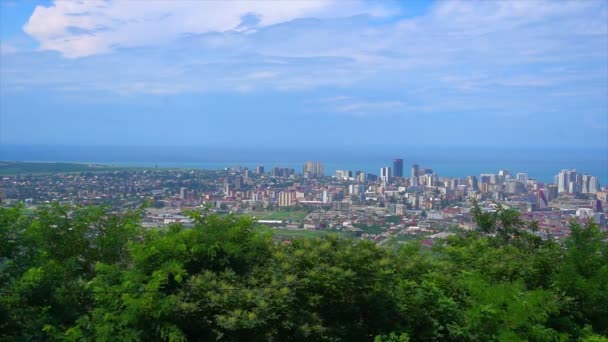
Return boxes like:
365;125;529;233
234;176;243;189
516;173;528;184
393;158;404;178
271;167;280;177
580;174;600;194
556;169;584;193
411;164;419;178
356;171;367;183
557;169;569;193
582;174;590;194
546;185;559;201
255;165;264;175
506;180;523;194
467;176;479;191
410;164;419;186
537;189;548;209
335;170;352;180
427;174;437;187
589;176;599;194
380;167;392;184
303;161;324;178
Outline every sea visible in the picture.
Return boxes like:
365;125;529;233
1;145;606;185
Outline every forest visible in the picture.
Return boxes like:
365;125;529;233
1;203;607;341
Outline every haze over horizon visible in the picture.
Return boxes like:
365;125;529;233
1;0;607;149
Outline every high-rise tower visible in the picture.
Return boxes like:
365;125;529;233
380;167;392;184
393;158;404;178
303;161;324;178
410;164;419;186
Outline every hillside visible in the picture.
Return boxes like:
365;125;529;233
0;204;606;341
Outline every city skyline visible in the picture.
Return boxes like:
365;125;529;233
1;0;607;148
2;157;605;231
1;143;606;184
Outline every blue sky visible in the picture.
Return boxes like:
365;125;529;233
1;0;607;148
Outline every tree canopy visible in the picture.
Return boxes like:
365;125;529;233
1;203;606;341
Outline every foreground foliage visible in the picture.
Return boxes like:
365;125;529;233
1;204;607;341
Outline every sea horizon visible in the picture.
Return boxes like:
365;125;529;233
1;144;606;184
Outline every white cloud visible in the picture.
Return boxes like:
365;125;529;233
316;96;354;103
336;100;404;115
3;0;607;148
4;0;604;124
247;71;278;80
23;0;396;58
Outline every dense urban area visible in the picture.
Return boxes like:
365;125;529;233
1;159;605;245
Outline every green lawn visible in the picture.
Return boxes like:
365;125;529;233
383;215;402;224
382;233;432;249
353;223;385;234
257;226;353;240
249;210;308;222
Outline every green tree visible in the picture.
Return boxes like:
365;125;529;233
0;203;606;341
553;220;608;337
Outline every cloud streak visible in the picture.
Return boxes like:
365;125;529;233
23;0;396;58
1;0;604;121
335;100;404;115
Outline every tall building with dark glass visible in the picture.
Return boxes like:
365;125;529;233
393;158;404;178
